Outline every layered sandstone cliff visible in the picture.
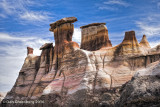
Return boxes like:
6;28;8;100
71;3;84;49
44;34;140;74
1;17;160;107
80;23;112;51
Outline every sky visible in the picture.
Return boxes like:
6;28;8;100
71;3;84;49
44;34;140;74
0;0;160;92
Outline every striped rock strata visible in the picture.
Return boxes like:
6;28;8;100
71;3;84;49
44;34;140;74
80;23;112;51
139;35;151;49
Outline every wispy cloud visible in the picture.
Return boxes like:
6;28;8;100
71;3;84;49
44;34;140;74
104;0;129;6
99;6;117;11
0;0;51;23
0;33;35;41
150;40;160;48
136;14;160;37
20;11;50;21
98;0;130;10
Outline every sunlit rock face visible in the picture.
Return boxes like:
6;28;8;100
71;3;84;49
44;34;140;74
2;17;160;107
139;35;151;49
80;23;112;51
114;31;142;56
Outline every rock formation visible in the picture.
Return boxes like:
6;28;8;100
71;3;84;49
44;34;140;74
27;47;33;55
116;61;160;107
139;34;151;48
115;31;141;56
1;17;160;107
49;17;79;70
80;23;112;51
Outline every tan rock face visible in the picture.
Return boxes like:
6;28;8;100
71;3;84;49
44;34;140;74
80;23;112;51
139;35;151;48
114;31;141;56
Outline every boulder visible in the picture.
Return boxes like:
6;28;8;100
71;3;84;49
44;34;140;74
116;61;160;107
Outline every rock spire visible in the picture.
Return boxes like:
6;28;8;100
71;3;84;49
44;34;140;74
139;35;151;48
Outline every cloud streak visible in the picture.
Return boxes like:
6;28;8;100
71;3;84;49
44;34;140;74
136;14;160;37
0;33;35;41
104;0;129;6
150;40;160;48
98;0;130;10
0;0;51;23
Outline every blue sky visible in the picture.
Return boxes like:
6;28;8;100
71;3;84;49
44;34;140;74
0;0;160;92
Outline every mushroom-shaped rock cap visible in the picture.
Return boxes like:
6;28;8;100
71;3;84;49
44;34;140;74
40;43;53;50
80;23;106;29
49;17;77;31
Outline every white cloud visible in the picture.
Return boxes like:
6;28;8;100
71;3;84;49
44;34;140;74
20;12;49;21
98;0;130;10
0;0;50;22
104;0;129;6
0;33;53;92
0;33;35;41
72;28;81;44
150;40;160;48
136;14;160;37
99;6;117;11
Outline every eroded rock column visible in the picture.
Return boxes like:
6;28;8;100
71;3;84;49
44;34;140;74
49;17;79;70
80;23;112;51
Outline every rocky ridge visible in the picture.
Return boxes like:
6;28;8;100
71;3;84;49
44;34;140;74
1;17;160;107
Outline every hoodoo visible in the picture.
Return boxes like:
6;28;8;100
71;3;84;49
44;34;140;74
49;17;79;70
115;31;141;56
139;35;151;48
80;23;112;51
